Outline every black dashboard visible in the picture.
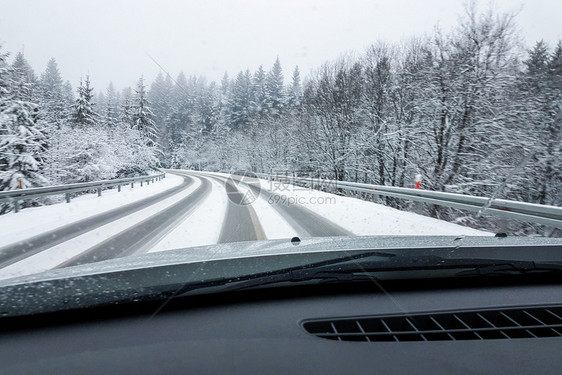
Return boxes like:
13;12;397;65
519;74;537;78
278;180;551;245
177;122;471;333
1;277;562;374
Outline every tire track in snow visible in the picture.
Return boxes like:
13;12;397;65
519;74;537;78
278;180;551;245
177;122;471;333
193;173;266;243
205;172;352;239
57;173;212;268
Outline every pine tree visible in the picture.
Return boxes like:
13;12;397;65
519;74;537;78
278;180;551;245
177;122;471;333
40;58;63;95
288;65;302;107
39;58;65;125
119;86;133;126
549;41;562;84
220;72;230;96
0;101;47;192
147;73;172;165
0;46;47;205
148;72;173;127
70;75;98;127
251;65;267;118
525;40;550;76
11;52;37;102
166;72;193;152
229;70;252;129
198;81;220;135
132;76;158;147
62;80;74;104
104;82;118;126
264;57;285;118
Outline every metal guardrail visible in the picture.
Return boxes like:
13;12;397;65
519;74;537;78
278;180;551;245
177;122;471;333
0;172;166;213
253;172;562;229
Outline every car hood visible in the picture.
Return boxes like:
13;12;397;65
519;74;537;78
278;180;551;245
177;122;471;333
0;235;560;318
1;235;560;287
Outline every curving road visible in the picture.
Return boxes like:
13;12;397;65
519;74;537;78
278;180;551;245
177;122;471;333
0;170;354;276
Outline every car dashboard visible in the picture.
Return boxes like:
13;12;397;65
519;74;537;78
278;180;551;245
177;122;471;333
1;277;561;374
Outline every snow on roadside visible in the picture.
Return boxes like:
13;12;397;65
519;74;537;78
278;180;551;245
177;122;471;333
0;173;184;247
259;180;490;236
205;172;490;236
148;176;227;253
0;176;202;280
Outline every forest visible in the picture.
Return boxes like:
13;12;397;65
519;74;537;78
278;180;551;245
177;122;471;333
0;6;560;234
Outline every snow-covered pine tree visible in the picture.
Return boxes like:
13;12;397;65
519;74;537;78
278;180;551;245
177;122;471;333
119;86;134;126
103;82;118;127
288;66;302;108
39;58;66;125
11;52;38;102
70;75;98;127
164;72;194;167
525;40;550;76
40;58;63;95
147;73;173;163
251;65;267;118
549;41;562;77
197;81;220;135
0;100;48;190
132;76;158;148
220;72;230;96
228;70;252;129
0;46;47;212
264;57;285;118
62;80;74;104
148;72;173;126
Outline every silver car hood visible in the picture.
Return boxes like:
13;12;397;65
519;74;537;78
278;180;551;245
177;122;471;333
0;235;560;318
1;234;560;287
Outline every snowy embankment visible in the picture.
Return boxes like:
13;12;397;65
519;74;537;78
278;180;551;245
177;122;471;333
0;175;201;279
0;173;185;248
206;172;490;237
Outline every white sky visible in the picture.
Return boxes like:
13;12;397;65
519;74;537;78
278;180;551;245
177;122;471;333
1;0;561;92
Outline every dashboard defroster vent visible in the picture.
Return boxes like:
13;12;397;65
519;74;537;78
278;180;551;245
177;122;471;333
302;306;562;342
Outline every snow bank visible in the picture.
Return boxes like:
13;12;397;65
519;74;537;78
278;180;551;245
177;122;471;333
0;173;184;247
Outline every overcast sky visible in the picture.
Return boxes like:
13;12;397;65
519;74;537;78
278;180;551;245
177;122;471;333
1;0;561;92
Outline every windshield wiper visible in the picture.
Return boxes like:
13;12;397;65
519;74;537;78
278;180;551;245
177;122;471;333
169;254;562;298
167;250;396;297
455;261;562;276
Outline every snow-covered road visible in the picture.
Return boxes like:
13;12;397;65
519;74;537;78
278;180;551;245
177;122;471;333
0;170;490;280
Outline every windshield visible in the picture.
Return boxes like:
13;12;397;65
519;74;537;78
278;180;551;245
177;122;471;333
0;1;560;304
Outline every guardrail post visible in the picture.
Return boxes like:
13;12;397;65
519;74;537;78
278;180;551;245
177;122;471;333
141;180;143;187
147;179;150;185
65;193;71;203
13;199;19;213
118;185;121;192
152;178;154;183
97;187;102;197
131;182;134;188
